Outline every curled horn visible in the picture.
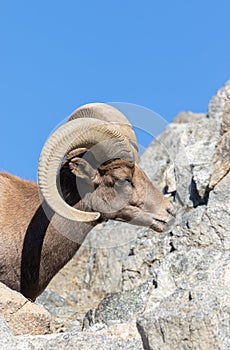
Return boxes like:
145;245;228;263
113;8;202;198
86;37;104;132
38;116;134;222
69;103;139;157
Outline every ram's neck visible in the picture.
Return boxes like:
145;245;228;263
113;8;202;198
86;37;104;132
20;199;98;301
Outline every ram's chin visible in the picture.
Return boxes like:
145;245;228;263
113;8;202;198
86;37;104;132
150;217;175;233
150;221;165;232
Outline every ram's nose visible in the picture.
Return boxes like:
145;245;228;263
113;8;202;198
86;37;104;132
167;205;176;218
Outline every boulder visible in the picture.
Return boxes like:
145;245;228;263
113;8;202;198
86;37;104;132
0;317;16;350
0;282;51;336
15;330;143;350
83;280;152;329
137;253;230;350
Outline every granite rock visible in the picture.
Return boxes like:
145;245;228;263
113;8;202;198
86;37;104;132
0;282;51;336
0;317;16;350
15;330;143;350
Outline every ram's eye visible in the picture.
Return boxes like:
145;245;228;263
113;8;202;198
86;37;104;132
115;179;132;187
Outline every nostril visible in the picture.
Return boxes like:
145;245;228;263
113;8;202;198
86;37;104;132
167;206;176;217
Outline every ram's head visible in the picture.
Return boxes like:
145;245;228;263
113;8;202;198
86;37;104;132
38;103;175;232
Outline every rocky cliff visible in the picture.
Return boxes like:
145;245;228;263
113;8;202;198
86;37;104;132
1;80;229;349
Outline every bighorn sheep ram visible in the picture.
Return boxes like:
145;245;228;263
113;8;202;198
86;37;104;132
0;103;175;301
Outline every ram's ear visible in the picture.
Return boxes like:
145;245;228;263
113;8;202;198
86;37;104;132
69;157;96;185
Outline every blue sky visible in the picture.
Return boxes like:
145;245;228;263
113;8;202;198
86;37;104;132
1;1;230;180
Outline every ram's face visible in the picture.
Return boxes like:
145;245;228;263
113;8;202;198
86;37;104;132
38;102;175;228
68;157;175;232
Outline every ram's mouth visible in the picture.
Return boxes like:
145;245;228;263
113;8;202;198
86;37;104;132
150;216;176;232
